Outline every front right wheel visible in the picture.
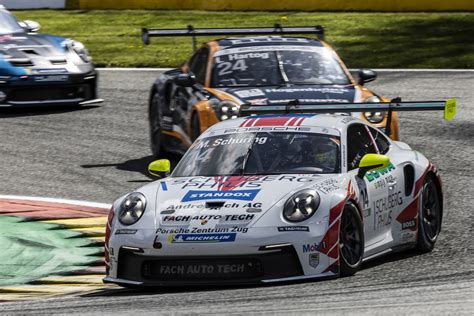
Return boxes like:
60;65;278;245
339;202;364;276
416;174;442;253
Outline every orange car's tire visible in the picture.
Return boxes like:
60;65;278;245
149;92;163;157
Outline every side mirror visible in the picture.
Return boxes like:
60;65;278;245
357;153;390;178
174;73;196;87
148;159;171;178
358;69;377;86
22;20;41;32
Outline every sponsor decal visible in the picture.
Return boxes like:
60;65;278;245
401;231;416;243
248;98;268;105
309;253;319;268
401;219;416;230
302;242;320;253
224;126;313;133
160;181;168;191
159;263;247;275
115;229;137;235
33;68;68;74
340;116;358;124
181;189;260;202
278;226;309;232
246;207;262;213
174;175;318;190
34;75;68;82
373;175;397;190
162;214;255;223
373;190;403;229
312;178;339;194
264;87;350;94
365;163;396;182
168;233;237;243
233;89;265;98
157;227;248;235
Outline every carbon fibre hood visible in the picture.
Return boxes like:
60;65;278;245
222;85;356;105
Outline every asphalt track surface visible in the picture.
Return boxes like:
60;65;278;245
0;70;473;314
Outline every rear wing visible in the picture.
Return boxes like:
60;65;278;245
239;98;457;136
141;24;325;51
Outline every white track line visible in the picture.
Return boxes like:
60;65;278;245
0;195;111;209
97;68;474;72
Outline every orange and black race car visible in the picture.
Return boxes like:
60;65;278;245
142;25;398;156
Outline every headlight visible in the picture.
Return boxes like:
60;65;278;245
70;40;91;63
283;189;320;222
118;192;147;225
363;96;385;123
210;99;240;121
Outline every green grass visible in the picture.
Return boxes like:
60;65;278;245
14;10;474;68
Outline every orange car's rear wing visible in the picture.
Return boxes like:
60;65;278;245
142;24;325;50
239;98;457;136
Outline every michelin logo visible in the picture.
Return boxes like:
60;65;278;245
168;233;237;243
181;189;260;202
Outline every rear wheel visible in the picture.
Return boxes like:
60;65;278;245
416;175;442;252
149;92;163;157
339;202;364;276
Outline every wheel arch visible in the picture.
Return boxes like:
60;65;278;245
427;171;444;225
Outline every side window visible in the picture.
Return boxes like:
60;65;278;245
347;123;378;170
188;47;209;85
368;126;391;154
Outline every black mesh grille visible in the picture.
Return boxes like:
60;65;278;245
7;85;91;102
117;246;303;285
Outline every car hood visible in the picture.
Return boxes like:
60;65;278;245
0;33;86;75
221;84;357;105
154;174;336;227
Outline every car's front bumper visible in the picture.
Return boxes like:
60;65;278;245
0;71;102;107
104;224;339;286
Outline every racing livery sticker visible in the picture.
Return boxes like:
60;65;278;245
278;226;309;232
167;233;237;243
181;189;260;202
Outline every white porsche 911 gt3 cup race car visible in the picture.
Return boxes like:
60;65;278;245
104;100;455;287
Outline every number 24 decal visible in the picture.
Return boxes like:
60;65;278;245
217;60;248;76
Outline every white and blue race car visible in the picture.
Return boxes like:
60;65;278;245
0;6;102;107
104;100;455;287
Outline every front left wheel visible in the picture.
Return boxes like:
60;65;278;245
149;92;163;157
339;202;364;276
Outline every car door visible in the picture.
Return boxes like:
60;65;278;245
365;125;405;249
347;123;403;249
171;47;210;135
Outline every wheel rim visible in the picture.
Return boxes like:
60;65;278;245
339;206;363;267
421;178;440;241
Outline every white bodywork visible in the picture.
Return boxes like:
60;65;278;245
104;114;438;286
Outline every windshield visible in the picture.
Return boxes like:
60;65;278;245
211;46;350;87
0;11;24;35
173;131;341;177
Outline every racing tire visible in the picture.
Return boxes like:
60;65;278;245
339;202;364;277
416;174;442;253
191;112;201;141
149;92;163;157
